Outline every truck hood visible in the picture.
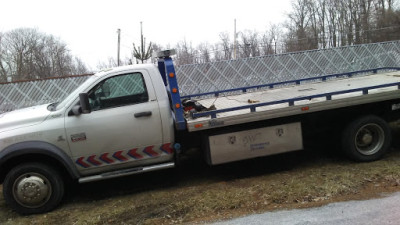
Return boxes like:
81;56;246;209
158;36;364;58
0;104;51;133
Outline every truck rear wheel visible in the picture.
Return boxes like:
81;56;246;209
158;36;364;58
3;162;64;214
342;115;391;162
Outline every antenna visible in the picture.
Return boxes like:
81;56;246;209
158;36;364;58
117;28;121;66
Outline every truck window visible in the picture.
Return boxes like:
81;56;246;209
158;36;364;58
88;73;149;110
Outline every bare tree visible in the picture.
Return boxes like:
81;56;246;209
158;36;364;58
285;0;318;51
373;0;400;42
239;30;260;58
0;32;7;82
219;32;233;60
131;0;399;67
150;43;163;64
175;39;196;66
0;28;88;82
197;42;212;63
260;33;274;55
97;57;118;69
212;43;224;61
72;57;89;74
313;0;328;48
283;0;399;51
260;24;282;55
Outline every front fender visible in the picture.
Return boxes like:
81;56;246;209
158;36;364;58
0;141;80;182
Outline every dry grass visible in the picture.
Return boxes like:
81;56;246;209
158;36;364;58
1;125;400;224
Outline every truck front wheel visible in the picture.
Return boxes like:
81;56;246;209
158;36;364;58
3;162;64;214
342;115;391;162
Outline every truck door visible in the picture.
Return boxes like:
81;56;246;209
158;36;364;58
64;71;172;173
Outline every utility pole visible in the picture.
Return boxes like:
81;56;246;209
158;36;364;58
233;19;237;59
117;28;121;66
140;22;144;64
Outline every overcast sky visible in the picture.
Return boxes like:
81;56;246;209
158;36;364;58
1;0;292;69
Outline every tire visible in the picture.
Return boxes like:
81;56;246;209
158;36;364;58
342;115;391;162
3;163;65;215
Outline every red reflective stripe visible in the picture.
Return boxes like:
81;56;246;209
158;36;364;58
128;148;143;159
113;151;128;161
100;153;114;164
76;157;90;168
160;143;173;154
78;143;174;169
143;146;158;157
87;155;102;166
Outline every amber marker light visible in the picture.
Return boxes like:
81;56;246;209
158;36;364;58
301;106;310;111
175;103;181;108
169;72;175;78
172;88;178;93
194;123;203;128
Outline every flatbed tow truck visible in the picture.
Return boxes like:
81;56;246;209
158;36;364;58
0;42;399;214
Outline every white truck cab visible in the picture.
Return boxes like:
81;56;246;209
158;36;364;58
0;64;175;214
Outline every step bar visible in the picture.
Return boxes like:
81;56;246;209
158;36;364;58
78;162;175;183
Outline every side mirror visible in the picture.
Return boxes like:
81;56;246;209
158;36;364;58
71;105;82;115
79;93;91;114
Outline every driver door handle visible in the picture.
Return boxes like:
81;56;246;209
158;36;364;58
134;111;152;118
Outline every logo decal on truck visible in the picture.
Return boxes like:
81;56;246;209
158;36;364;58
71;133;87;142
209;119;224;127
228;136;236;144
250;142;270;151
276;128;284;137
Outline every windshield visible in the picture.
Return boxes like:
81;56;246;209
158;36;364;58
55;75;100;110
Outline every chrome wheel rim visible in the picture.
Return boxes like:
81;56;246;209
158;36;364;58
12;172;52;208
355;123;384;156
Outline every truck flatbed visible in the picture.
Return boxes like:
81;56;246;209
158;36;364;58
186;70;400;131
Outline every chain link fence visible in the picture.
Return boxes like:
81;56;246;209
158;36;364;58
0;76;91;113
176;41;400;97
1;41;400;113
